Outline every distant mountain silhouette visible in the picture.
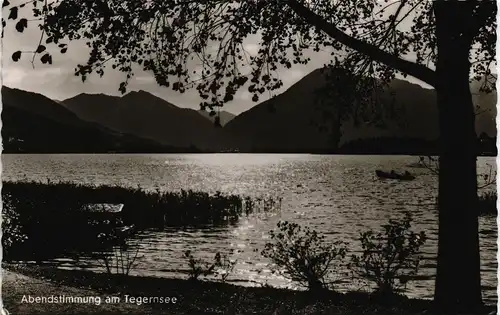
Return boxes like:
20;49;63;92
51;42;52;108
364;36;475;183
3;68;496;154
198;109;236;126
224;68;497;153
61;90;225;151
1;87;200;153
338;137;440;155
223;69;335;152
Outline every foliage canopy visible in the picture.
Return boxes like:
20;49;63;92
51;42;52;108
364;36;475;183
4;0;496;114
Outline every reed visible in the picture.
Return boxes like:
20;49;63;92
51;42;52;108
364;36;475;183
2;180;281;261
478;191;497;216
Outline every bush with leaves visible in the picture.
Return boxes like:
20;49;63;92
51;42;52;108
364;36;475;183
93;224;141;276
184;250;236;282
261;221;347;291
213;252;237;282
350;212;426;298
1;194;28;259
96;242;141;276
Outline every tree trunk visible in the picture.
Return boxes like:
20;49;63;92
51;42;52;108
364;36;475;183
433;1;482;312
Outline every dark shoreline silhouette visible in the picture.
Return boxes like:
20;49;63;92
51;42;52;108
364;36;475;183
3;136;496;156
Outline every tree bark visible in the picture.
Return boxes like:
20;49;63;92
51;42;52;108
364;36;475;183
433;1;482;312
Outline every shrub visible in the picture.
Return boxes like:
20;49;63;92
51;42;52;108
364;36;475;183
96;243;140;276
184;250;236;282
93;224;141;276
2;194;28;259
261;221;347;291
350;212;426;298
213;252;237;283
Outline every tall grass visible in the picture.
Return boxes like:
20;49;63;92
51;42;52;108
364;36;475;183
433;191;497;216
2;180;281;260
478;191;497;216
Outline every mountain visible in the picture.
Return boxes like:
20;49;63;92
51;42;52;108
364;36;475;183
61;90;225;151
198;110;236;126
1;86;196;153
224;68;497;153
2;86;95;128
222;69;336;152
4;69;495;154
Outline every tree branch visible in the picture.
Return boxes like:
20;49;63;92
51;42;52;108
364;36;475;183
286;0;437;87
470;1;497;36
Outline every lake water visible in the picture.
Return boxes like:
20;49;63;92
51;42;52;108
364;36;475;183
2;154;497;303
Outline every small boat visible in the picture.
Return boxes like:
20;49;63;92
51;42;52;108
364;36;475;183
376;170;415;181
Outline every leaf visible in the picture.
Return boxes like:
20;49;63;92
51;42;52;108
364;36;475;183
3;0;10;8
118;82;127;94
45;37;53;44
61;48;67;54
40;53;51;64
11;51;21;62
15;18;27;32
36;45;46;53
8;6;17;20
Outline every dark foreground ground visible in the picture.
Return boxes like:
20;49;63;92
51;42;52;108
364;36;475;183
2;264;496;315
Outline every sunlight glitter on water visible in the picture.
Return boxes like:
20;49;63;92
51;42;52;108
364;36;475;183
3;154;497;303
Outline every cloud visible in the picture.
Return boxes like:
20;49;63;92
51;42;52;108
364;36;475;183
2;67;27;85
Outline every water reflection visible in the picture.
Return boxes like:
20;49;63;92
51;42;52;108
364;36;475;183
3;154;497;303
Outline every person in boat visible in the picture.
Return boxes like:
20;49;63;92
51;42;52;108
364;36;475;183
404;171;411;177
390;170;396;176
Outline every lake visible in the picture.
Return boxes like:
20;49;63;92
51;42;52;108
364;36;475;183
2;154;497;303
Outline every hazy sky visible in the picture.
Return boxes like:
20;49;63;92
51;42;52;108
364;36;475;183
1;3;432;115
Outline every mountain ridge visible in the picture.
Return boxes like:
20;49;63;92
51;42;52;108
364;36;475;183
197;109;236;126
2;68;496;154
223;68;496;152
1;86;200;153
61;90;226;151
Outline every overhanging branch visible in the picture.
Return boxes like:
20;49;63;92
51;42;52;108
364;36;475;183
470;1;496;36
286;0;437;87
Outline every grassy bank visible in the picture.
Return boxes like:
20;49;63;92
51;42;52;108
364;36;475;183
0;263;431;315
2;269;152;315
4;264;496;315
2;181;280;261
